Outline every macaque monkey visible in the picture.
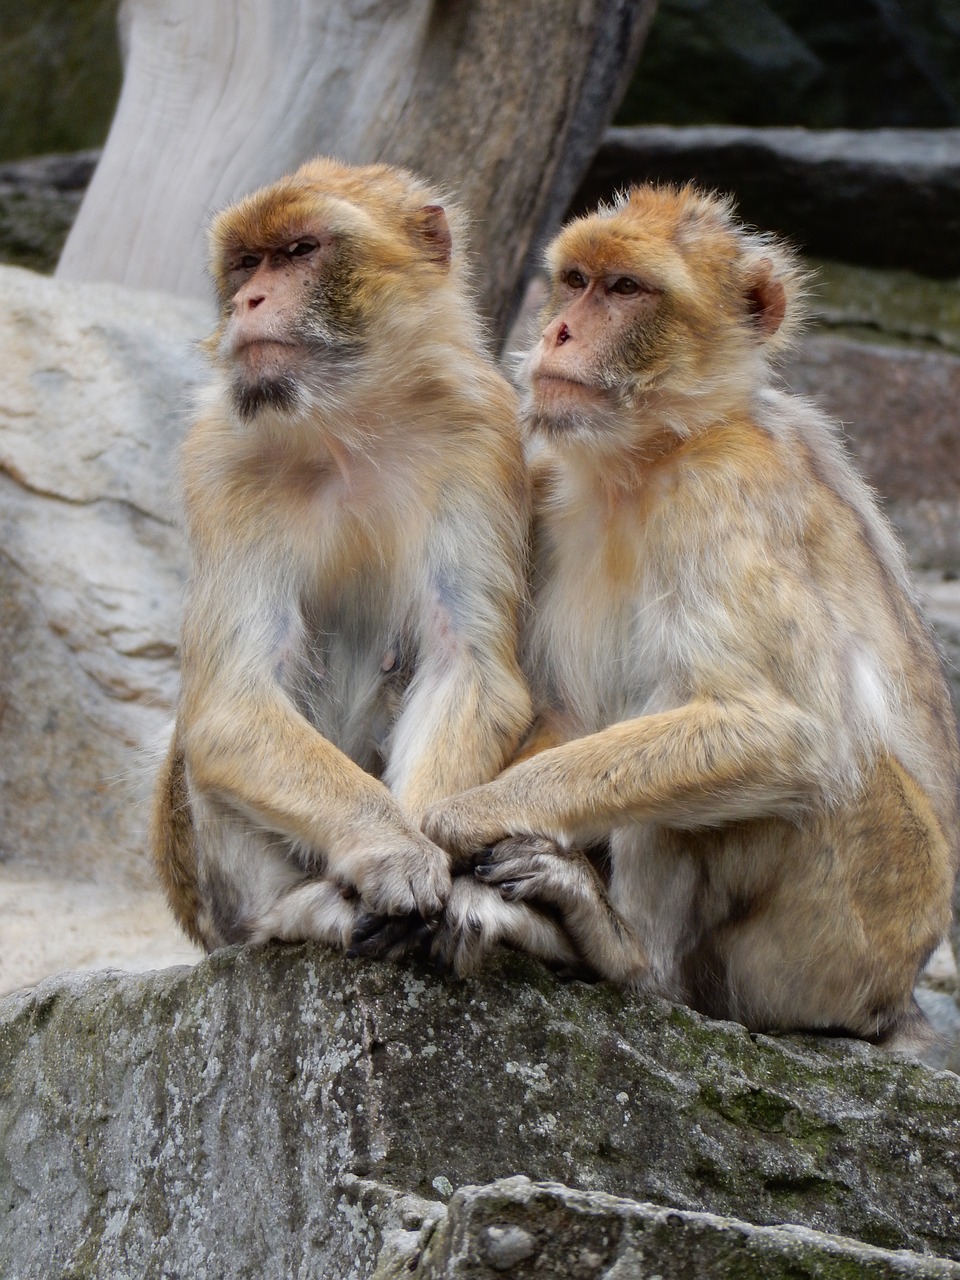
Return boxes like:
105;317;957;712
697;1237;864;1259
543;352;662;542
420;184;960;1045
151;158;531;952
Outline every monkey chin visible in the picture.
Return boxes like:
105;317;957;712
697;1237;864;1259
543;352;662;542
525;377;629;452
230;372;302;422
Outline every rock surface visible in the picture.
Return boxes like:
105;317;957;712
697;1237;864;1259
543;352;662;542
615;0;960;131
575;125;960;277
385;1175;960;1278
0;150;98;273
783;334;960;572
0;264;206;992
2;949;960;1278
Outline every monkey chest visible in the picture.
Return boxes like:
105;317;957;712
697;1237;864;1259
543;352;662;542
291;591;416;773
534;577;667;732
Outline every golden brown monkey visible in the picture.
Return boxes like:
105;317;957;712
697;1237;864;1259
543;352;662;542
151;157;531;952
420;184;960;1045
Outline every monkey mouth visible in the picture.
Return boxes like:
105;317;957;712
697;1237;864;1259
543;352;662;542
534;372;590;387
533;373;610;402
233;337;298;365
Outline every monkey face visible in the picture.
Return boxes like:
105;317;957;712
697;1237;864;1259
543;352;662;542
524;184;799;450
215;227;366;421
206;159;461;424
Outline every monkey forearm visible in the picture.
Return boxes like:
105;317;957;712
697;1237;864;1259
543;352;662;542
425;696;832;852
183;693;421;858
387;657;532;816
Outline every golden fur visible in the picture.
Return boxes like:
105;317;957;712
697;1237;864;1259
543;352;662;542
152;158;531;951
423;184;960;1045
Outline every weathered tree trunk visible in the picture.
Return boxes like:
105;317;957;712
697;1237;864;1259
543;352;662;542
56;0;655;339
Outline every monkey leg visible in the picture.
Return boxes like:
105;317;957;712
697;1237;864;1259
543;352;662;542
476;836;651;986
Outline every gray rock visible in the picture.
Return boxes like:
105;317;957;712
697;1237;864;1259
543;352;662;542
615;0;960;132
2;948;960;1277
782;334;960;572
0;150;100;274
575;125;960;277
0;264;206;991
397;1175;960;1279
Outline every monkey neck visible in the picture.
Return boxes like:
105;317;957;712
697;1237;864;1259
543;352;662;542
542;434;683;530
631;351;773;439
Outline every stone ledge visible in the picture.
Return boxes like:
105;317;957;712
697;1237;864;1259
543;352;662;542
378;1175;960;1279
2;948;959;1277
575;126;960;277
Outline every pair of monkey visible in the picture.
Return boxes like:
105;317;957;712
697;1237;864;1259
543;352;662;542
152;156;960;1048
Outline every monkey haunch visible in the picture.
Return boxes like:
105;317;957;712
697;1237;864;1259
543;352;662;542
151;158;531;952
423;184;960;1046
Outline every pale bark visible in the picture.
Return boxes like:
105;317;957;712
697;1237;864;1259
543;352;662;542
56;0;655;339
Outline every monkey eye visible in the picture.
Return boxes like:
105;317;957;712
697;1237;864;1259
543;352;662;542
237;252;262;270
563;269;587;290
610;276;641;296
285;239;318;258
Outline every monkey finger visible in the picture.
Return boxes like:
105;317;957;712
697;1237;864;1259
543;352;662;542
475;854;535;885
495;879;524;898
491;834;563;860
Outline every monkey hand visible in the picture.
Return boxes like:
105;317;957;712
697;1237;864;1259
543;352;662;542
474;837;650;987
332;825;452;923
474;835;583;910
421;783;522;864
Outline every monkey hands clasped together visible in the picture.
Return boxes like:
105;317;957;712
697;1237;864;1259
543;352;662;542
420;183;960;1047
151;157;532;954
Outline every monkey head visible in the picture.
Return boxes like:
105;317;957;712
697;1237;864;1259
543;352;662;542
523;183;806;451
204;157;467;424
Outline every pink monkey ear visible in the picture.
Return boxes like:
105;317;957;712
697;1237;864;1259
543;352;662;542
745;258;787;338
415;204;453;269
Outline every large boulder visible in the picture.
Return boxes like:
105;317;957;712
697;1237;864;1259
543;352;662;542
575;125;960;277
0;264;205;992
1;949;959;1277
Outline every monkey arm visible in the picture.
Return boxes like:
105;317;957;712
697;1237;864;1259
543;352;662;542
423;691;835;857
384;511;533;818
182;683;451;919
387;640;531;820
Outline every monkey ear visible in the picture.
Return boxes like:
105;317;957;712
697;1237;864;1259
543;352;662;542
414;204;453;270
744;258;787;339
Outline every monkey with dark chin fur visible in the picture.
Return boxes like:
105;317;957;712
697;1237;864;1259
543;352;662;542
151;157;532;954
419;184;960;1050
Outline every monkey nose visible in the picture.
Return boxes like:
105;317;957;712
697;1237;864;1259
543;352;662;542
232;289;266;313
544;319;571;347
